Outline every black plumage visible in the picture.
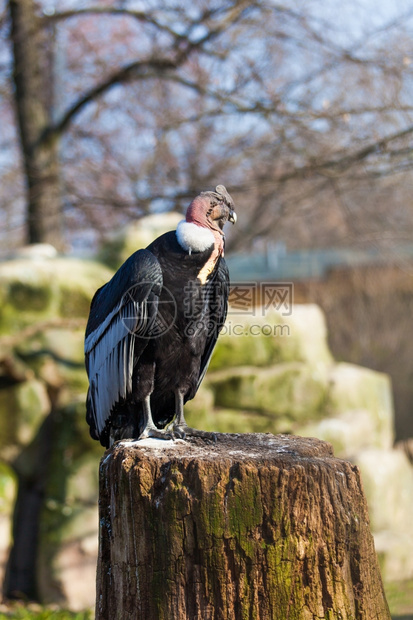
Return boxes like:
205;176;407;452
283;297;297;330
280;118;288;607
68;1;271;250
85;186;236;447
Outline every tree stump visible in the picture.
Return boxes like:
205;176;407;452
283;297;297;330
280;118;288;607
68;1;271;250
96;433;390;620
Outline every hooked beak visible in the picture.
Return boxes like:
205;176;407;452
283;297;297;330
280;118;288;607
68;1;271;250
228;210;237;225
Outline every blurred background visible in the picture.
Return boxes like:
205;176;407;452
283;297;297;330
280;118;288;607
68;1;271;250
1;0;413;617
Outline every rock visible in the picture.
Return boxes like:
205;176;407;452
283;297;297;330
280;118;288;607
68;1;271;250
35;403;101;607
185;406;284;435
281;304;334;365
0;379;50;454
0;256;113;335
10;244;58;260
355;449;413;535
208;362;329;422
298;410;387;459
210;304;333;371
202;359;395;461
327;363;394;448
298;363;394;458
374;530;413;585
354;449;413;582
98;212;183;269
0;462;16;594
183;386;215;420
16;328;89;408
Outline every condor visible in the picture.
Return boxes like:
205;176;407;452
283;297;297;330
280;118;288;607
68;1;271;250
85;185;236;447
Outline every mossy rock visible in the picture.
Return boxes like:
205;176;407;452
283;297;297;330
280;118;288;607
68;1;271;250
210;304;333;370
98;212;183;269
354;449;413;535
37;402;101;607
207;362;329;422
185;406;291;435
326;363;394;449
0;462;17;593
16;328;88;404
354;448;413;582
0;257;113;335
0;461;16;515
183;386;214;421
296;363;395;457
0;379;50;452
297;409;392;459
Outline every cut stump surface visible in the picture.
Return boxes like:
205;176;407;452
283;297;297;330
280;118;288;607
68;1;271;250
96;433;390;620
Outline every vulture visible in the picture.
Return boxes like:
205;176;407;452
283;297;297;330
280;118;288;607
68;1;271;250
85;185;236;447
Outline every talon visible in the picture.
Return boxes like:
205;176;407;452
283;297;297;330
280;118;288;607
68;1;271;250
139;427;174;441
173;426;187;439
171;424;216;440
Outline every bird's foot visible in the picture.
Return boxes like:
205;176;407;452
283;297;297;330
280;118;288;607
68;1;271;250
139;426;175;441
172;424;217;441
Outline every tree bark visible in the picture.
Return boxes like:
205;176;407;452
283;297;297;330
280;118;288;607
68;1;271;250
96;433;391;620
9;0;63;248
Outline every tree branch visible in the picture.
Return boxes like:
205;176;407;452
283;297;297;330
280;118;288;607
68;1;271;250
35;0;253;148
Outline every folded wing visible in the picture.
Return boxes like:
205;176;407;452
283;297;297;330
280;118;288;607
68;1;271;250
84;249;163;439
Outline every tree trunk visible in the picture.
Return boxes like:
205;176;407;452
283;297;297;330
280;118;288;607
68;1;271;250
96;433;391;620
3;413;54;601
9;0;63;248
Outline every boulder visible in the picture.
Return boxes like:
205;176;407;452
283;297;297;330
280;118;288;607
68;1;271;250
0;379;50;456
98;212;183;269
354;448;413;582
202;360;395;460
327;363;394;449
0;462;16;593
0;256;113;335
208;362;329;422
36;402;101;608
210;304;333;371
16;327;89;409
0;255;111;607
298;363;394;458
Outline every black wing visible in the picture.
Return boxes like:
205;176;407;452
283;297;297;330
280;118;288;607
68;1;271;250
194;256;229;393
84;249;162;438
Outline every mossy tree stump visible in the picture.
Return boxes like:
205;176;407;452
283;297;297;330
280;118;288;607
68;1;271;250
96;433;390;620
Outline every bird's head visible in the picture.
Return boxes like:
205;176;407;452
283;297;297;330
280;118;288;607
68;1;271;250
186;185;237;234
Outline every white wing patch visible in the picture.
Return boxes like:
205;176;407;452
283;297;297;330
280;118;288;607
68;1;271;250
85;297;143;434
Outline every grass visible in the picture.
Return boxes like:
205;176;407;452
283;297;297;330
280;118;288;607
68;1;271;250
0;604;93;620
385;579;413;619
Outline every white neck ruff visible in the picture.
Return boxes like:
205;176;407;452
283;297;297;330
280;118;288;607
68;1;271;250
176;220;215;254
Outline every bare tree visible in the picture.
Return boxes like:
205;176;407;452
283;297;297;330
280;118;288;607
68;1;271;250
1;0;413;252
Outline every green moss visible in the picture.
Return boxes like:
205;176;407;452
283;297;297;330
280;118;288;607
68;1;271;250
58;287;92;318
8;282;53;312
97;236;126;270
0;461;16;516
196;473;226;541
226;468;263;557
209;331;286;371
185;406;293;435
210;363;329;422
38;402;101;568
0;380;50;449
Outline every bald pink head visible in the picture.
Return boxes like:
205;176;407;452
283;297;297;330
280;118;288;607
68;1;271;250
185;196;211;228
